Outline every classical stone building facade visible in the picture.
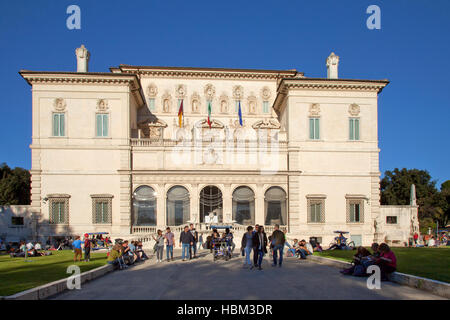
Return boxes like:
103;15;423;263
18;45;419;246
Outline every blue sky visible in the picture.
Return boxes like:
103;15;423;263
0;0;448;187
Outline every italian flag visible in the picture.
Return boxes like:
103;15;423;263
178;99;184;127
207;101;212;128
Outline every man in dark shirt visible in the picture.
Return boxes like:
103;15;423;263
271;224;286;267
252;224;259;267
180;226;194;261
189;224;199;259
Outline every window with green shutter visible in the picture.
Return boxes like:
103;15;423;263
263;101;269;113
49;197;69;224
349;118;360;140
148;98;155;111
92;196;112;224
307;197;325;223
346;199;364;223
52;113;65;136
309;117;320;140
96;114;109;137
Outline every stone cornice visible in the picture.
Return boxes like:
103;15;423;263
116;65;302;80
281;78;389;92
273;78;389;112
19;71;146;107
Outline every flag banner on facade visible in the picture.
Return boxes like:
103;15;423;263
238;100;243;126
207;101;212;128
178;99;184;127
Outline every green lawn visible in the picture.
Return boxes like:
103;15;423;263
0;250;107;296
315;247;450;283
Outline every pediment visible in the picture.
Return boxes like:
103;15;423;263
251;119;281;129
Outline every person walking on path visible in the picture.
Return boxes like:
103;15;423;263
189;224;199;259
164;227;175;261
180;226;194;261
271;224;285;267
152;230;165;262
72;236;83;262
83;233;91;262
241;226;254;269
252;226;268;270
252;224;259;267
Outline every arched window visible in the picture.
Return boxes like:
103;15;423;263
232;186;255;225
166;186;190;226
132;186;157;226
265;187;287;225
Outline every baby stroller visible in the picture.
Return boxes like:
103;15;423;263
212;237;232;261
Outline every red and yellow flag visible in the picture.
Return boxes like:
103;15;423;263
178;100;184;127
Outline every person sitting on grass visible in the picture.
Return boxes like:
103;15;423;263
374;243;397;281
370;243;380;258
297;240;311;259
328;232;347;250
107;243;127;269
341;246;372;276
314;242;323;252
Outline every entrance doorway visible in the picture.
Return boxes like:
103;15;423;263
199;186;223;223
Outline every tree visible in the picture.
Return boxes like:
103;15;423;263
380;168;448;234
0;163;31;205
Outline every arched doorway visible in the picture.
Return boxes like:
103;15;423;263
199;186;223;223
166;186;190;226
232;186;255;225
132;186;157;226
264;187;287;225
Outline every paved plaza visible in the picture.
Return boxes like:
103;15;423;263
51;249;444;300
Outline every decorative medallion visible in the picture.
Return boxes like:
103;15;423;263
175;84;187;99
204;84;215;100
54;98;66;111
147;83;158;97
261;86;271;100
309;103;321;117
232;85;244;100
97;99;108;111
348;103;360;116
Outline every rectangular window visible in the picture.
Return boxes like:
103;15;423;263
386;216;398;224
235;100;240;113
349;118;360;140
347;200;364;223
50;200;67;224
52;113;65;137
309;118;320;140
95;201;110;224
92;196;112;224
263;101;269;113
148;98;155;111
307;197;325;223
96;114;109;137
11;217;24;226
310;203;322;222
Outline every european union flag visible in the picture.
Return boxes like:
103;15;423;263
238;100;243;126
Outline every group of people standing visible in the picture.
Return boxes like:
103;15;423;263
152;224;200;262
241;224;287;270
